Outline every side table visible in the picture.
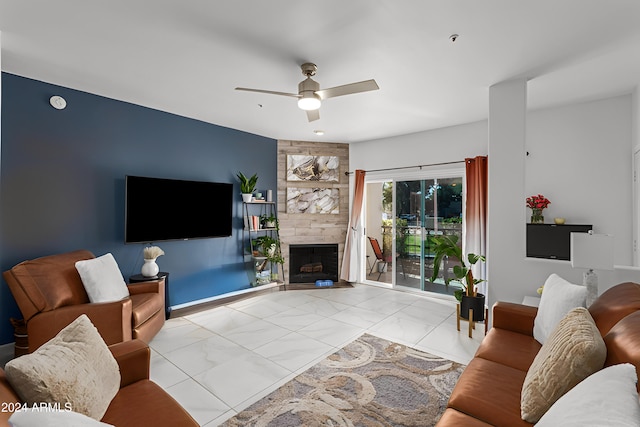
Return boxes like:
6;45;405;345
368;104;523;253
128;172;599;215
522;296;541;307
129;272;170;319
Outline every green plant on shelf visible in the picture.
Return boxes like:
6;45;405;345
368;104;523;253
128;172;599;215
253;236;284;265
237;172;258;194
260;214;278;229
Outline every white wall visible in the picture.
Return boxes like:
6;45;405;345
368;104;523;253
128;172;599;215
350;121;488;173
502;94;635;307
633;87;640;267
351;91;640;308
526;96;632;264
487;79;527;308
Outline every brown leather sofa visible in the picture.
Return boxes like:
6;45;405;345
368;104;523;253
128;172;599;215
0;339;198;426
437;282;640;426
4;250;165;352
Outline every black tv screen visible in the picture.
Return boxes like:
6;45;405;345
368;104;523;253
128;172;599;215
125;175;233;243
526;224;592;260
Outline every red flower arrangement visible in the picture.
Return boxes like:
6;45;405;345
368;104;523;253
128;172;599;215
526;194;551;210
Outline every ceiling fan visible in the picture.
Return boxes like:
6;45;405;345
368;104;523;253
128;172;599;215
235;63;379;122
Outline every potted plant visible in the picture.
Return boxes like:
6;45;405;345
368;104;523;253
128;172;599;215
253;235;283;263
430;234;486;321
253;235;284;279
260;213;278;229
237;172;258;202
254;235;275;254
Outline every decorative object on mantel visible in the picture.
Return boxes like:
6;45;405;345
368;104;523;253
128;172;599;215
237;172;258;203
430;234;486;322
142;246;164;277
571;231;614;306
287;155;339;182
554;217;566;225
526;194;551;224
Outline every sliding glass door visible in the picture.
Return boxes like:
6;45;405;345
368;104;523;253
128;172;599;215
364;172;463;296
364;181;393;285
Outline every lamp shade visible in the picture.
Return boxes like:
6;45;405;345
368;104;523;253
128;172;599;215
570;232;614;270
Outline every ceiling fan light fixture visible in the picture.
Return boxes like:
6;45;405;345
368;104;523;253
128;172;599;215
298;93;321;111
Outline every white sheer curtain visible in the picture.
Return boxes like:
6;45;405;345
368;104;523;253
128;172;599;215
340;170;366;282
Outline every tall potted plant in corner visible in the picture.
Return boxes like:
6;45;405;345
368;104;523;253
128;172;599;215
237;172;258;202
430;234;486;321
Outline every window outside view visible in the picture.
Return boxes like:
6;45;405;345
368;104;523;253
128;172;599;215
366;176;463;296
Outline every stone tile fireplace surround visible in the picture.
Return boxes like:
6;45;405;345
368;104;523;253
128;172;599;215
277;140;349;284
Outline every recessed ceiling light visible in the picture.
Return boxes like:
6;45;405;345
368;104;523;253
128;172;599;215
314;130;325;135
49;95;67;110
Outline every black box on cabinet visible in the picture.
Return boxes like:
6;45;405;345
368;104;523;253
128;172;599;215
526;224;592;260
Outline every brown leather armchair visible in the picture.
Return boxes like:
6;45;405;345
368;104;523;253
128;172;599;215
4;250;165;352
0;339;198;426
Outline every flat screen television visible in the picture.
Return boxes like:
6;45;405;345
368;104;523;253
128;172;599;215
125;175;233;243
526;224;592;260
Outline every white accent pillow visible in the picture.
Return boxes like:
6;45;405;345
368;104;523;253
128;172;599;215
4;315;121;420
75;253;129;303
9;409;114;427
536;363;640;427
533;274;587;344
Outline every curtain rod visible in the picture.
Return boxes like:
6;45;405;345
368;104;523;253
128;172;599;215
344;160;466;176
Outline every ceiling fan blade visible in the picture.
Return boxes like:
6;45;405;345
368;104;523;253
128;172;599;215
316;79;379;100
235;87;300;98
306;109;320;122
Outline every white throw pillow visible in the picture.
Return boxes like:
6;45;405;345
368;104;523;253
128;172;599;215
9;409;114;427
536;363;640;427
75;253;129;303
4;315;121;420
533;274;587;344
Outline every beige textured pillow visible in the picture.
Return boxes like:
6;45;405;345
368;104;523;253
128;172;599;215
5;315;120;420
521;307;606;423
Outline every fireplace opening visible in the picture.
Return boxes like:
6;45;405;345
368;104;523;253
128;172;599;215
289;244;339;284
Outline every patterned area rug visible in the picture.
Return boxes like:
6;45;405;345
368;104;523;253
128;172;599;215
221;334;465;427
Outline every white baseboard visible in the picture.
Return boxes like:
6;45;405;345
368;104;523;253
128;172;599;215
170;282;280;311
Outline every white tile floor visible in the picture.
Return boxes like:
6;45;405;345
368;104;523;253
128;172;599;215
148;283;485;426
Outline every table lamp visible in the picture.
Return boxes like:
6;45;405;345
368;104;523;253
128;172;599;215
570;231;614;306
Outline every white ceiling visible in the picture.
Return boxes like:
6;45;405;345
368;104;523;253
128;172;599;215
1;1;640;143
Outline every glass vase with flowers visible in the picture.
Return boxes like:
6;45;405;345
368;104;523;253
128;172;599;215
526;194;550;224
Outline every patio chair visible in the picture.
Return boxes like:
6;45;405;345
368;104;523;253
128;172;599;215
368;237;392;280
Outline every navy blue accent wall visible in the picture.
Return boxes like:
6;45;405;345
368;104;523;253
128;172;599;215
0;73;277;344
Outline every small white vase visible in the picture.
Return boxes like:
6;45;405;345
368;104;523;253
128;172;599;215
141;258;159;277
242;193;253;203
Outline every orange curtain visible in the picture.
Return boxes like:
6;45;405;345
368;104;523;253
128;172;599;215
340;170;366;282
465;156;488;294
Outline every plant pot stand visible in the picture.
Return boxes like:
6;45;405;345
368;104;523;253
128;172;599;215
456;304;489;338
